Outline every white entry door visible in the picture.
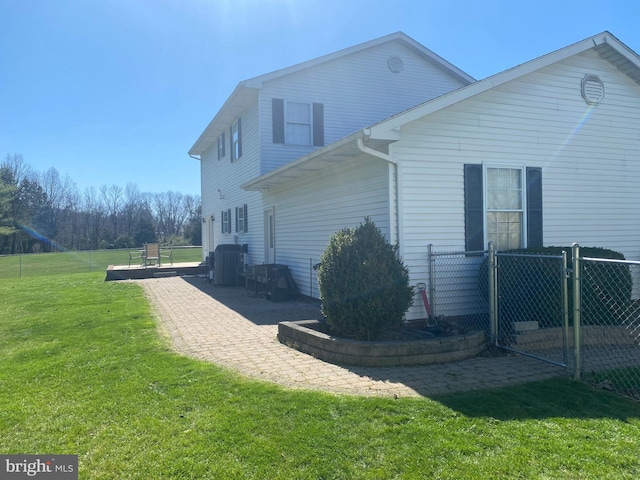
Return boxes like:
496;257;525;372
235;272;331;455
264;207;275;264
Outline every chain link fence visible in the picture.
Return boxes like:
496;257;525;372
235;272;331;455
427;246;489;334
428;244;640;400
579;256;640;400
0;246;202;279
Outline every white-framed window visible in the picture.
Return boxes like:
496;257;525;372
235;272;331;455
484;165;525;251
272;98;324;147
235;204;248;233
230;118;242;161
286;101;311;145
217;132;225;160
221;209;231;234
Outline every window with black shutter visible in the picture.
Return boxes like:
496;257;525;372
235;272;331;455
272;98;324;147
464;164;543;251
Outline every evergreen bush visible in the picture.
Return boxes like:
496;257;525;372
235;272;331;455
317;218;414;340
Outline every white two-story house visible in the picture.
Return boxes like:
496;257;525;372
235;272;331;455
190;31;640;322
188;32;474;265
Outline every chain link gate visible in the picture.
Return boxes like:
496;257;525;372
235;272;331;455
491;246;571;368
575;253;640;397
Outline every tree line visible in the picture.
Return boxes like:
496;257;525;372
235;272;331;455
0;154;202;254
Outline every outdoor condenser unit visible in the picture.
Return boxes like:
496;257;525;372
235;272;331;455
213;244;243;286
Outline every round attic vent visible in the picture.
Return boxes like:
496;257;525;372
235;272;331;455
387;56;404;73
581;74;605;105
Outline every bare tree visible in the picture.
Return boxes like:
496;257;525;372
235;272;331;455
83;186;105;249
100;184;124;241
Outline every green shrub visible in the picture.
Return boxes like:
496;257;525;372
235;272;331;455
479;246;632;326
317;217;414;340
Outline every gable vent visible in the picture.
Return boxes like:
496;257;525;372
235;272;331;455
387;56;404;73
581;74;605;105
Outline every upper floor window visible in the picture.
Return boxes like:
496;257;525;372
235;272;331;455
287;102;311;145
217;132;225;160
230;118;242;161
272;98;324;147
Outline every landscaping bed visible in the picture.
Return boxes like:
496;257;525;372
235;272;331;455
278;319;486;367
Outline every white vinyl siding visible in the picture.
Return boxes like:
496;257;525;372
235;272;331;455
263;156;390;299
259;40;468;174
394;48;640;320
200;103;265;262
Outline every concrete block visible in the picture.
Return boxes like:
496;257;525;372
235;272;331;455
512;321;539;332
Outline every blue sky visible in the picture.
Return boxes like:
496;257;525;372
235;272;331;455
1;0;638;196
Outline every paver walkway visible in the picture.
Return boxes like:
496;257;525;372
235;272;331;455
140;276;566;397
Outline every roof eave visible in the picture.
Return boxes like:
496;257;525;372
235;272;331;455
188;83;259;157
241;130;369;191
368;31;640;139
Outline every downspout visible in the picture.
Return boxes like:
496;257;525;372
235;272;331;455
356;137;400;247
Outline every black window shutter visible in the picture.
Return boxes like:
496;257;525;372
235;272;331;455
237;118;242;158
243;204;248;232
272;98;285;144
221;210;224;233
217;136;221;160
221;132;225;157
230;125;234;161
312;103;324;147
235;207;239;232
526;167;543;248
464;164;484;251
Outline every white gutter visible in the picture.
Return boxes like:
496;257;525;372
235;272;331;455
356;137;400;246
356;137;397;164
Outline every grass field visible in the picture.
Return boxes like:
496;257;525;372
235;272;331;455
0;246;202;278
1;273;639;479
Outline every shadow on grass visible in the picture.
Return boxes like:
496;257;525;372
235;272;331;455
434;376;640;421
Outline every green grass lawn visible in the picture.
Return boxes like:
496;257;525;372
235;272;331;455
1;274;639;479
0;247;202;279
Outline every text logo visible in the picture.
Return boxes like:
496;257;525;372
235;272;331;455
1;455;77;479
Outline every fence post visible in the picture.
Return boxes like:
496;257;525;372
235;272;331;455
562;250;570;367
428;244;436;319
572;243;582;380
488;241;497;345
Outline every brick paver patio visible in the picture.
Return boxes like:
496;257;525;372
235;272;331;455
139;276;566;397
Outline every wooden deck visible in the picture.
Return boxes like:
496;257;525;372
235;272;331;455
105;262;206;281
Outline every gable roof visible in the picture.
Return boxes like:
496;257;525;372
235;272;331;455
242;31;640;192
188;32;476;157
367;31;640;139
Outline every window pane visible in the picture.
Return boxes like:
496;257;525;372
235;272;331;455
287;102;310;123
487;211;522;251
286;124;311;145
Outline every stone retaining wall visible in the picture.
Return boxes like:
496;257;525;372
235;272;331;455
512;325;637;351
278;320;486;367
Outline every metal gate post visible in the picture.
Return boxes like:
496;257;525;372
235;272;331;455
562;250;569;367
572;243;582;380
488;241;497;345
427;244;436;319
